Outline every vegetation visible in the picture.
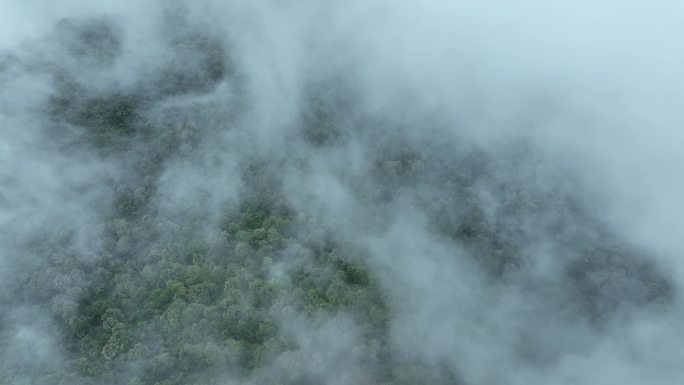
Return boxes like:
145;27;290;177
0;13;673;385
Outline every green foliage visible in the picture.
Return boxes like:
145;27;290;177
1;15;673;385
8;183;401;385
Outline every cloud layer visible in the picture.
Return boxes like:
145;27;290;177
1;1;682;384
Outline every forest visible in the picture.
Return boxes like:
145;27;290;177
0;2;680;385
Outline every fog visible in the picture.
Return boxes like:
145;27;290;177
1;1;683;384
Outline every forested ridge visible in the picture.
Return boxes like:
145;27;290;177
0;5;678;385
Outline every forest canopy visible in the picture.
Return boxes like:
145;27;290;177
0;2;681;385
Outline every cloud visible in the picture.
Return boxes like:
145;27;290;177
1;1;682;384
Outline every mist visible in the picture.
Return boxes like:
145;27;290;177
1;1;683;384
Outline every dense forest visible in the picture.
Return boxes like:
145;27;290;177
0;3;680;385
